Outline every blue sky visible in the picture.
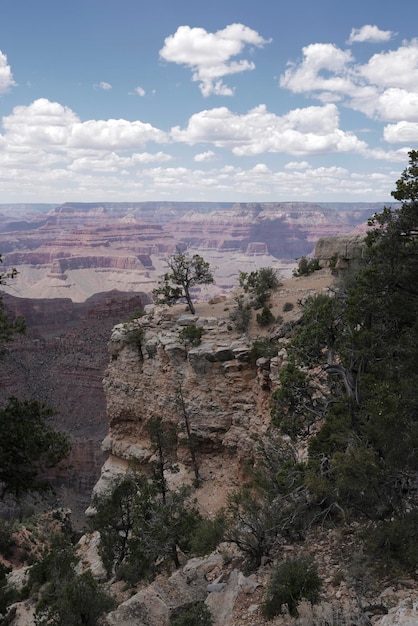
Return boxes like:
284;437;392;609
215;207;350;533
0;0;417;203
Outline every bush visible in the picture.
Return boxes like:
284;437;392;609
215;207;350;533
230;297;251;333
239;267;280;308
189;512;226;556
179;324;203;346
0;519;16;559
293;256;321;277
124;307;145;322
170;601;214;626
256;306;275;327
283;301;294;312
366;511;418;576
250;338;278;360
262;556;322;618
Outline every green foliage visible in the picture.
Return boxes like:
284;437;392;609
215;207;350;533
238;267;280;308
30;535;115;626
270;151;418;523
250;338;278;360
123;326;144;357
256;306;275;327
179;324;203;346
271;359;326;438
365;511;418;576
0;519;16;558
0;397;71;501
283;301;294;312
262;556;321;618
293;256;321;277
189;511;226;556
90;470;202;584
224;435;315;571
229;296;251;332
146;416;178;503
153;251;214;315
170;602;214;626
123;307;145;322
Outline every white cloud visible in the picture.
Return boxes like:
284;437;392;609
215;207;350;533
171;103;367;156
134;86;146;96
376;88;418;122
194;150;215;162
68;151;172;172
0;50;16;94
95;81;112;90
159;23;271;97
280;43;354;95
2;98;79;148
384;121;418;143
359;40;418;90
69;119;167;150
348;25;394;44
2;99;168;153
281;39;418;128
285;161;310;170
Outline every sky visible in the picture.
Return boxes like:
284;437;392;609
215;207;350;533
0;0;418;204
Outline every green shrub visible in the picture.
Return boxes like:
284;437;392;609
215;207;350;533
179;324;203;346
262;556;322;618
189;512;226;556
250;338;278;360
293;256;321;277
170;601;214;626
0;519;16;559
283;301;294;312
239;267;280;308
365;511;418;576
124;307;145;322
230;297;251;333
256;306;275;327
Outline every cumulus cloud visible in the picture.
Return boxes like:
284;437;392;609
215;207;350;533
69;119;167;150
159;23;271;97
280;43;354;95
359;41;418;90
0;50;16;94
194;150;215;162
171;103;367;156
133;86;146;96
280;38;418;125
347;25;394;44
2;99;168;152
384;121;418;143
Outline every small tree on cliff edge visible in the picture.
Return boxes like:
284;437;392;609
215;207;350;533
153;250;214;315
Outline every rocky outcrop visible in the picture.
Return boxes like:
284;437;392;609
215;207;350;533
314;233;366;268
96;304;270;499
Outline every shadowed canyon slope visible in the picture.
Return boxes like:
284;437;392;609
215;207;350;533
0;201;384;301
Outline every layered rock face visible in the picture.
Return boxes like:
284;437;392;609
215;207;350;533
98;303;270;499
0;201;382;302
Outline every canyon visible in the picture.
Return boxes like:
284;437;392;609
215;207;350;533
3;224;415;624
0;201;381;302
0;202;378;522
